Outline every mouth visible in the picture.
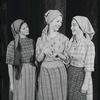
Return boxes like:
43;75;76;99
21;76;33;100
25;32;29;34
56;26;60;29
26;31;29;33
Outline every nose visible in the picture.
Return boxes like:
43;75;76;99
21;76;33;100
26;27;29;31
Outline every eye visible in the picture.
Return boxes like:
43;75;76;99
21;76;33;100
23;27;26;30
57;20;62;24
72;23;76;27
23;25;28;30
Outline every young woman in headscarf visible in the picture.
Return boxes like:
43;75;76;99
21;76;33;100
67;16;95;100
6;19;36;100
36;10;69;100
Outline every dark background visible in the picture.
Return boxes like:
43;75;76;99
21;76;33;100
0;0;98;100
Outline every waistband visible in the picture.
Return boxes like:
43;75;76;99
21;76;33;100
44;57;61;62
22;62;36;67
41;60;64;68
70;59;84;68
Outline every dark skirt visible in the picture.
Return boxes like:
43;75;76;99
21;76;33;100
38;65;67;100
67;65;86;100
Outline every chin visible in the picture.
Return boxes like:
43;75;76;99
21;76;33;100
72;32;76;35
54;29;59;32
26;32;29;35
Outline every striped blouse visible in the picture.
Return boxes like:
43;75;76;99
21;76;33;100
6;38;34;65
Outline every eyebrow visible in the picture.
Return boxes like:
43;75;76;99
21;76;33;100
73;18;83;31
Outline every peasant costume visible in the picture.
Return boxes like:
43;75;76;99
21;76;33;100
36;10;69;100
67;16;95;100
6;19;36;100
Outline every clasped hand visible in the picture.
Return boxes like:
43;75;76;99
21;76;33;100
43;48;60;60
43;48;53;56
10;83;14;92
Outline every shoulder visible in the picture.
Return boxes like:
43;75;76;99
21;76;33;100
7;40;14;52
83;39;95;51
7;40;14;48
58;32;69;41
26;38;35;44
88;40;95;49
84;39;94;46
27;38;34;42
36;37;42;44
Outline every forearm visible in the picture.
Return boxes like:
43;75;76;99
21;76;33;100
37;52;45;62
57;53;69;64
58;53;66;60
83;71;92;84
8;64;14;84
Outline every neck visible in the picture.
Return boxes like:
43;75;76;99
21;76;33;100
48;29;57;38
20;34;27;38
75;32;84;42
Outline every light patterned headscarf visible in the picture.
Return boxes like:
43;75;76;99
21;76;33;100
41;10;62;46
44;10;62;24
73;16;95;40
42;10;62;35
11;19;25;48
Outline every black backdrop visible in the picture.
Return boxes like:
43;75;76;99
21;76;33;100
0;0;98;100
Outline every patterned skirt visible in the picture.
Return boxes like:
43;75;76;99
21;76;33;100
38;64;67;100
67;65;87;100
13;63;36;100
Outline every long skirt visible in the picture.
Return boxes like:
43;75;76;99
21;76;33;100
67;65;87;100
13;63;36;100
67;65;93;100
38;65;67;100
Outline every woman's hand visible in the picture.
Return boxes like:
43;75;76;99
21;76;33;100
81;71;91;93
52;52;58;57
57;53;66;60
81;82;88;93
10;83;14;92
43;48;52;56
52;52;60;60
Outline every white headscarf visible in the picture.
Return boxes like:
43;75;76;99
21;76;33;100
41;10;62;46
11;19;24;48
73;16;95;40
44;10;62;24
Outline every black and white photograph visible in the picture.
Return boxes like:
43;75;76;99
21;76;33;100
0;0;99;100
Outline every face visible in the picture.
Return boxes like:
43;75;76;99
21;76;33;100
71;19;81;35
50;15;62;32
19;23;29;36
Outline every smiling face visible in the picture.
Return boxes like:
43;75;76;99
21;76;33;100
19;23;29;36
71;19;82;35
50;15;62;32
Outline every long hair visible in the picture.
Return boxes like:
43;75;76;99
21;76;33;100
11;19;24;80
13;21;24;80
14;38;22;80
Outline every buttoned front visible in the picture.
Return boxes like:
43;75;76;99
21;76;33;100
68;37;95;71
